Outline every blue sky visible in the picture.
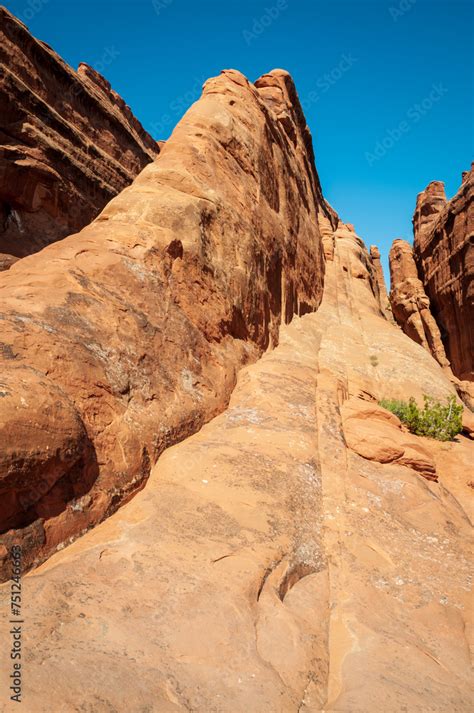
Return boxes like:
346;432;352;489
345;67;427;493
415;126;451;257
5;0;473;282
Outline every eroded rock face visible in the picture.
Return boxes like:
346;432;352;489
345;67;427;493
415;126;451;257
331;222;386;319
413;167;474;381
0;6;160;257
413;180;447;236
369;244;392;319
0;68;331;577
389;238;449;368
0;368;97;538
1;223;471;712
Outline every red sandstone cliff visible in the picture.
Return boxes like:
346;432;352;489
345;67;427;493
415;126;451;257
389;238;449;368
0;22;472;703
412;166;473;382
0;6;160;258
0;68;333;578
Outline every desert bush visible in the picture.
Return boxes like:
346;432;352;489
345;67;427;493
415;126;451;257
379;395;463;442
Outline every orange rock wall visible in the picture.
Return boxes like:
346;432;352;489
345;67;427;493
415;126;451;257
0;68;332;578
412;168;473;381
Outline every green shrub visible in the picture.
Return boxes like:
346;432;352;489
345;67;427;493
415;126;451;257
379;395;463;442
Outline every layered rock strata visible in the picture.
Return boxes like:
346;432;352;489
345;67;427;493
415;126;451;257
0;6;160;257
412;167;473;382
0;68;333;579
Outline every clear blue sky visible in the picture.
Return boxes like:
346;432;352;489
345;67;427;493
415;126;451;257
5;0;473;283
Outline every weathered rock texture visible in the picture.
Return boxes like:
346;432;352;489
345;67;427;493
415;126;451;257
0;6;160;257
320;221;388;319
389;238;449;368
0;224;471;712
0;253;17;271
0;68;333;578
412;166;474;382
369;244;392;319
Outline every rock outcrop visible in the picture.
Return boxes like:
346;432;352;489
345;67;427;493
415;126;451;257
389;238;449;368
1;223;471;712
412;166;473;382
0;68;333;578
342;398;438;481
369;244;392;319
0;6;160;257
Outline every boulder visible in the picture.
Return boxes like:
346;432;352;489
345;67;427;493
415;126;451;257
342;397;438;481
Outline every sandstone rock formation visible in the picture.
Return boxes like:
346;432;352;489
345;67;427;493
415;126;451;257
0;68;334;578
413;166;473;382
369;244;392;319
328;222;388;320
0;223;471;712
0;30;472;706
389;238;449;368
0;6;160;257
342;398;437;480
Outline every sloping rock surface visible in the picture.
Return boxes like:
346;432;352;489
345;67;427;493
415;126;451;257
0;68;331;578
0;6;160;257
0;224;471;712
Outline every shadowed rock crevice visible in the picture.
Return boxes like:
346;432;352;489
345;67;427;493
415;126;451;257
0;366;102;573
278;563;317;602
